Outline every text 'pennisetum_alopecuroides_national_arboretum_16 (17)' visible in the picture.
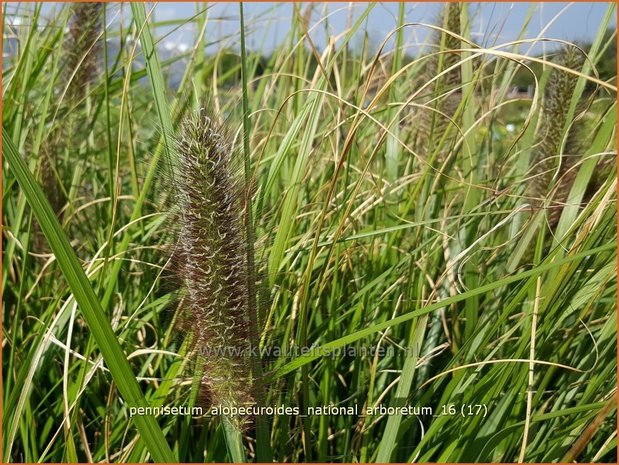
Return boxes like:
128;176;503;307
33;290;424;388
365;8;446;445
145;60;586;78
2;2;617;463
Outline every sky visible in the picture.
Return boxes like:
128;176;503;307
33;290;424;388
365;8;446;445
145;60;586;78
146;2;616;55
5;2;616;57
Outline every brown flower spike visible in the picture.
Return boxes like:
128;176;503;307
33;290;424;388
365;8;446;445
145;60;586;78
172;109;254;420
415;3;463;164
530;46;585;228
65;2;103;103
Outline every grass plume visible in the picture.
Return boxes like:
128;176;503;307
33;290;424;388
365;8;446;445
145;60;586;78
65;2;103;103
170;107;254;424
39;2;103;208
33;3;103;254
529;46;585;228
414;3;463;164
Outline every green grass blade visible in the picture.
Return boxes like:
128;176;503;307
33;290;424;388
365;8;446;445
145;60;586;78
375;314;428;462
269;241;614;380
98;2;182;312
3;130;176;463
130;3;175;166
222;417;246;463
239;2;272;462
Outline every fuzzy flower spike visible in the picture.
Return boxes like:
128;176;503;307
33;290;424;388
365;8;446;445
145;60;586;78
172;108;254;422
530;46;585;228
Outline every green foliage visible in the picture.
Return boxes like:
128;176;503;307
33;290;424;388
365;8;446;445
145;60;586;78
2;3;616;463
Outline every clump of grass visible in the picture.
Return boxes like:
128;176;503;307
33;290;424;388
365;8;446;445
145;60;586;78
170;107;254;426
2;3;616;462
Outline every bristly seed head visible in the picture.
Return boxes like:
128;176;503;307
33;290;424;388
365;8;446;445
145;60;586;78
414;3;464;162
530;46;585;228
171;108;254;425
66;2;103;102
